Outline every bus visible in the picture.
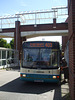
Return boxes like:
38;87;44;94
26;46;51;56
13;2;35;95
20;41;61;83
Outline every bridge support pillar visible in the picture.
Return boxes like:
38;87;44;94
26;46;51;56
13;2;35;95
15;21;21;59
53;18;56;28
15;21;26;60
68;0;75;100
15;21;20;50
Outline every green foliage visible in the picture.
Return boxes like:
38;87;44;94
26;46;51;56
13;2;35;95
10;39;14;49
6;43;11;48
0;38;6;47
0;38;14;49
0;38;11;48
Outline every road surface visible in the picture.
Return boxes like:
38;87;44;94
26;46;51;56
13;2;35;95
0;70;65;100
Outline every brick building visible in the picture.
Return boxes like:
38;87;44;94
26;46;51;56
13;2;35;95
62;0;75;100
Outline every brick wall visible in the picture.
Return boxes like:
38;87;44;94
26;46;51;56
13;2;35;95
68;0;75;100
62;36;68;51
69;37;75;100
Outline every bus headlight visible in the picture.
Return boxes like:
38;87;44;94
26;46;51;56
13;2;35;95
53;76;56;79
22;74;26;77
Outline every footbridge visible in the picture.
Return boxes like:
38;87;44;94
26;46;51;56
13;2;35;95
0;6;68;37
0;6;68;57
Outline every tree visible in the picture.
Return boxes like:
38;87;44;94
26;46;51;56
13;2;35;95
10;39;14;49
0;38;14;49
0;38;11;48
0;38;6;47
6;43;11;48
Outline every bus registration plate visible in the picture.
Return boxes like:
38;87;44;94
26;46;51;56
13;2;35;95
34;80;44;82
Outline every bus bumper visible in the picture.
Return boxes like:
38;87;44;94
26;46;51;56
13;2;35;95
20;73;60;83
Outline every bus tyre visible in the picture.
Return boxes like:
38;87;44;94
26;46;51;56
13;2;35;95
57;81;61;86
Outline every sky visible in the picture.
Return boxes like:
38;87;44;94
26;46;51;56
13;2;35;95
0;0;68;44
0;0;67;15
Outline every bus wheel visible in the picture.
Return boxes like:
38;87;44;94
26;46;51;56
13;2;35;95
57;81;61;86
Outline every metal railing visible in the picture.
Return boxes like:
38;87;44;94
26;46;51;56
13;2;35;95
0;6;68;29
0;47;19;69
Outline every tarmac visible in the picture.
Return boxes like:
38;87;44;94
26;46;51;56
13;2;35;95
0;69;70;100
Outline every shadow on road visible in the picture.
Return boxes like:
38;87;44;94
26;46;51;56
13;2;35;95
0;77;61;99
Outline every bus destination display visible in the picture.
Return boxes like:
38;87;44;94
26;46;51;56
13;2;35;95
30;43;52;47
23;41;59;49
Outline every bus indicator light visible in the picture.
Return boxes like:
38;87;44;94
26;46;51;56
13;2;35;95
20;74;22;77
57;76;59;78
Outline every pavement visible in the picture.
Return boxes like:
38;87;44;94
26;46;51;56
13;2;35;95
0;69;70;100
61;74;70;100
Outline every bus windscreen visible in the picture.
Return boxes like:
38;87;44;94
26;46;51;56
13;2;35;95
22;48;58;69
